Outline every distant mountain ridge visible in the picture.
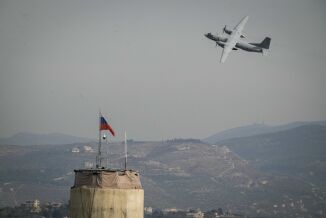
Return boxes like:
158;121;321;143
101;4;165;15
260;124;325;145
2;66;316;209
218;124;326;188
1;124;326;217
203;120;326;144
0;132;93;145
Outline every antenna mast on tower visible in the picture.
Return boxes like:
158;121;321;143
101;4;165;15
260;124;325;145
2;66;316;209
124;131;128;171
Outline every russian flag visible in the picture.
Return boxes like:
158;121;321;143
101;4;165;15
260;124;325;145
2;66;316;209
100;116;115;136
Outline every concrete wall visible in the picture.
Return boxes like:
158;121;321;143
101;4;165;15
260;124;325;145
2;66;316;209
69;187;144;218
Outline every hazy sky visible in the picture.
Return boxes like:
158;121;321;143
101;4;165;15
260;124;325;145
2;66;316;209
1;0;326;141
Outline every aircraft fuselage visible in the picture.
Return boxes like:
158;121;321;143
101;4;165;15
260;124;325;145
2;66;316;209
205;33;263;53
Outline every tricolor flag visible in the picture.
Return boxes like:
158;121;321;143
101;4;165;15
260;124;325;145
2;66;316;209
100;116;115;136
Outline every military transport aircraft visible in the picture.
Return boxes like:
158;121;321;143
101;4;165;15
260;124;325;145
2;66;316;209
205;16;271;63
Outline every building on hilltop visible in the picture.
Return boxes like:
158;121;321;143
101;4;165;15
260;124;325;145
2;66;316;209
21;199;41;213
71;147;80;153
84;145;95;153
186;209;204;218
145;207;153;215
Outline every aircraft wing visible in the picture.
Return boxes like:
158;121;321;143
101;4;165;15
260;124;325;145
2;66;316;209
234;16;249;32
220;43;234;63
220;16;249;63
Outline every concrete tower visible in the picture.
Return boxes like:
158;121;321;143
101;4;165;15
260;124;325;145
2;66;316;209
69;169;144;218
69;115;143;217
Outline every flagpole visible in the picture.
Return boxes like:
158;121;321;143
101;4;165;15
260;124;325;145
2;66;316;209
124;131;127;171
98;110;102;168
97;111;115;169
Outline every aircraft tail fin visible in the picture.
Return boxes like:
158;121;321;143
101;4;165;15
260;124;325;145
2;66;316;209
259;37;271;49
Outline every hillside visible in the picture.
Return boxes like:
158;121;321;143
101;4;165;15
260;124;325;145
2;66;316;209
1;136;325;217
203;121;326;144
0;132;93;145
219;124;326;188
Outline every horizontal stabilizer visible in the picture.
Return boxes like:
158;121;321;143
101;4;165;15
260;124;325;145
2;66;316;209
262;49;268;56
